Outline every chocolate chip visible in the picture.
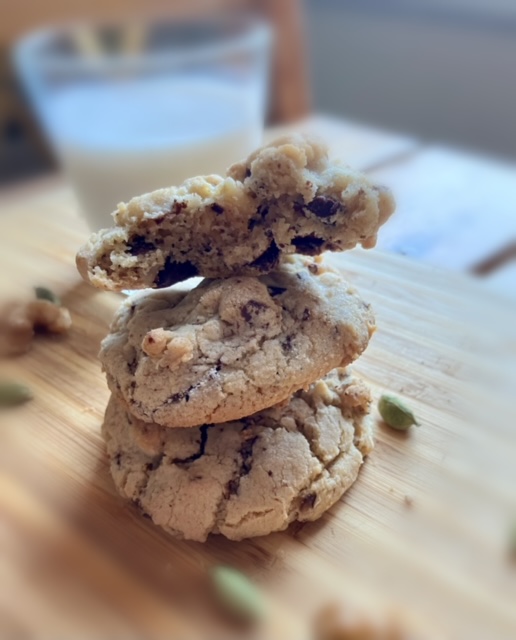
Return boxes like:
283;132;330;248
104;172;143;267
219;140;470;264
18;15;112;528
291;235;325;255
154;258;199;288
302;308;311;321
249;240;280;271
227;478;239;495
173;425;209;466
146;454;164;471
267;286;287;297
281;334;294;352
171;201;188;214
307;195;342;218
240;436;258;476
129;235;155;256
267;470;273;477
168;390;191;403
241;299;268;323
300;492;317;510
210;203;224;215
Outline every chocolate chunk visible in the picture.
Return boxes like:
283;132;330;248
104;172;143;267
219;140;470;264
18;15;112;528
247;204;268;231
300;492;317;510
240;436;258;476
210;203;224;215
129;235;155;256
241;299;268;323
146;454;164;471
292;235;325;255
307;196;342;218
249;240;280;271
173;425;209;465
227;478;239;495
281;334;294;352
168;389;191;403
171;201;188;215
154;258;199;288
267;286;287;297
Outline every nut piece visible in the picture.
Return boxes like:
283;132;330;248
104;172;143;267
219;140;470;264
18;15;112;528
0;299;72;356
378;394;419;431
142;328;194;368
26;300;71;333
314;602;405;640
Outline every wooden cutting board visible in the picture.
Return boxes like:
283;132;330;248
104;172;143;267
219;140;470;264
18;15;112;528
1;156;515;638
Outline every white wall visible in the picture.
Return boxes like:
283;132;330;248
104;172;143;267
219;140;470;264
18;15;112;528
305;0;516;158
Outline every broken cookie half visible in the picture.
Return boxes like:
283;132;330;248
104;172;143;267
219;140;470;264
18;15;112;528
76;134;395;291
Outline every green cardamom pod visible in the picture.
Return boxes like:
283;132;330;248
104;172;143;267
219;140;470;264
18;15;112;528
210;565;267;622
509;522;516;560
0;381;33;407
378;394;419;430
34;286;61;306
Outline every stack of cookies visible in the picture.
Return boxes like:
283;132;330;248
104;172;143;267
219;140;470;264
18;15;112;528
77;135;395;542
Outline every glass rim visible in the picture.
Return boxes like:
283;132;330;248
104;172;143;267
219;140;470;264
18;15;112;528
13;14;272;76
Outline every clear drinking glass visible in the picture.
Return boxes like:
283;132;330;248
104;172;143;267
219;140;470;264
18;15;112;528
14;16;271;230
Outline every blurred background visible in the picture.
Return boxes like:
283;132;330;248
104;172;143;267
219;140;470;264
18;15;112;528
3;0;516;179
1;0;515;293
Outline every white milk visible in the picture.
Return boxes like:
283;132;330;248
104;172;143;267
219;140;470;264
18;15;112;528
48;77;262;229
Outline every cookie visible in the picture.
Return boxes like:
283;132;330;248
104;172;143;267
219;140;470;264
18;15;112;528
99;256;375;428
76;135;395;291
102;368;374;542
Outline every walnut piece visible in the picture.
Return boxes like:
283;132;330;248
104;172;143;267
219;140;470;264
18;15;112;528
314;602;405;640
142;328;194;368
0;299;72;356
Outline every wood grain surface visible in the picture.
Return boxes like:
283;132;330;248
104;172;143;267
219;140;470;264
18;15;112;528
0;125;515;639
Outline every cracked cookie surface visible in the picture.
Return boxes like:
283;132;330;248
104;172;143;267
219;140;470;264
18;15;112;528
102;368;374;542
77;134;395;291
99;256;375;428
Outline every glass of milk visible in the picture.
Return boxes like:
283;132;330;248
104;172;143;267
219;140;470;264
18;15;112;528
14;17;271;230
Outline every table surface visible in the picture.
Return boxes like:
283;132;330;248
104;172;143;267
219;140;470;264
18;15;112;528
1;116;516;639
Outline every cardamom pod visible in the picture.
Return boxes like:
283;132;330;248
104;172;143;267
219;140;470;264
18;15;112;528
34;286;61;306
378;394;419;430
0;381;33;407
509;522;516;560
210;565;267;622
